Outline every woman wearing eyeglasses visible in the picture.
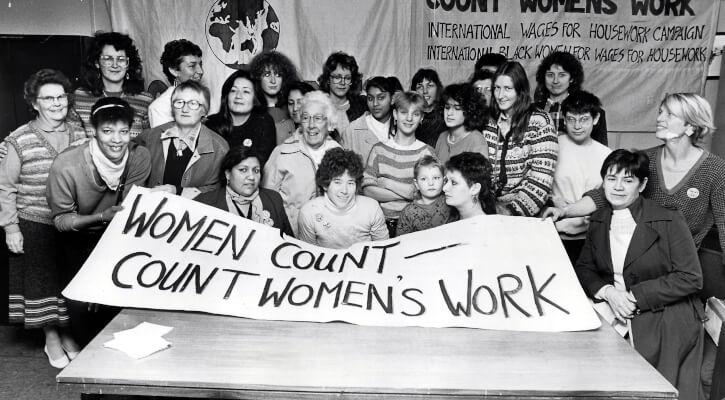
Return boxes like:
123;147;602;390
205;70;276;163
0;69;87;368
71;31;153;138
262;91;341;235
317;52;367;135
136;81;229;199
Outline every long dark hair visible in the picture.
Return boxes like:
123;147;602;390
205;70;261;138
440;83;488;131
78;32;145;96
491;61;534;143
249;51;300;108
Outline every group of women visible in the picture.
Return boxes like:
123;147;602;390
2;30;724;400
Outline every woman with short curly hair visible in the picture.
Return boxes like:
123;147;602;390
317;51;367;134
71;31;153;138
435;83;489;163
297;148;388;248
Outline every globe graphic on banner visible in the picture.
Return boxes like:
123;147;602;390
206;0;280;69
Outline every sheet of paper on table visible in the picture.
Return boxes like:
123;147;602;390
103;322;173;359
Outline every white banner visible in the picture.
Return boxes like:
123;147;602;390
63;187;600;332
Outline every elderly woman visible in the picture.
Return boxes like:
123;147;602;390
317;51;367;134
443;152;496;220
484;61;558;217
0;69;87;368
249;51;300;144
298;148;388;248
575;149;703;400
47;97;151;346
137;81;228;199
148;39;204;127
71;31;153;138
195;146;293;236
205;70;276;162
262;90;341;235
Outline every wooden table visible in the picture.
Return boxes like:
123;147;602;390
57;309;676;399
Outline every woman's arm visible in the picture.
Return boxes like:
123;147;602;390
370;202;390;240
629;211;703;311
377;177;415;200
0;145;23;253
361;146;406;202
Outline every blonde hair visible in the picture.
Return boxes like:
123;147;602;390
392;91;425;112
301;90;338;131
661;93;716;144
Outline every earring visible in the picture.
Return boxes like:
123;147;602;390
684;127;694;137
125;72;130;80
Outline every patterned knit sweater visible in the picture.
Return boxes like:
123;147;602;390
2;123;86;224
70;88;153;138
482;110;558;216
362;140;434;219
587;146;725;262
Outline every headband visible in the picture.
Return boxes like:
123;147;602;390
92;103;127;115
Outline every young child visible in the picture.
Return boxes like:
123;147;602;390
397;155;452;235
550;90;611;264
362;91;435;237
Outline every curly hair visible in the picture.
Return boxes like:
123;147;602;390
446;152;496;215
249;51;300;107
24;69;73;115
204;70;260;138
534;51;584;104
491;61;534;143
160;39;202;84
317;51;363;97
78;31;145;96
218;146;264;185
90;97;135;129
315;148;364;191
441;83;489;131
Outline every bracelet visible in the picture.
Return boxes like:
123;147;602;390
99;213;107;225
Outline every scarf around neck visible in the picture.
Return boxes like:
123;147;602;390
89;139;128;190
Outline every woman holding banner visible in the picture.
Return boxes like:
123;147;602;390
574;149;704;400
0;69;87;368
195;145;293;236
443;152;496;220
483;61;558;217
47;97;151;346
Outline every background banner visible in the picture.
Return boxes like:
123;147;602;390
109;0;719;132
63;187;601;332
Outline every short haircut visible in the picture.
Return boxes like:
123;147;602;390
301;90;338;130
23;69;73;114
172;80;211;111
440;83;489;131
561;90;602;118
160;39;202;84
90;97;135;129
445;152;496;215
474;53;507;71
413;155;444;178
469;69;495;85
317;51;363;97
80;31;145;96
410;68;443;94
315;148;364;190
365;76;403;96
392;91;425;112
660;93;716;145
600;149;649;182
534;51;584;103
219;146;264;186
248;51;300;107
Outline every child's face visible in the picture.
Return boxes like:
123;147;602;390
414;165;444;200
564;112;599;145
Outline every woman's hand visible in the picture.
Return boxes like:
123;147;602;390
495;203;512;216
6;230;23;254
541;206;565;221
603;286;637;322
101;205;124;224
151;184;177;194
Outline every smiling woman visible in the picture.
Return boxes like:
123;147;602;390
47;96;152;346
297;148;388;249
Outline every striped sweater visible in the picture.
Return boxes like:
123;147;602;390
362;140;434;219
70;89;153;138
4;123;87;224
482;110;558;217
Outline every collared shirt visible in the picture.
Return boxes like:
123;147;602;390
160;124;201;158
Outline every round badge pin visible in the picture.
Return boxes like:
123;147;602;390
687;188;699;199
